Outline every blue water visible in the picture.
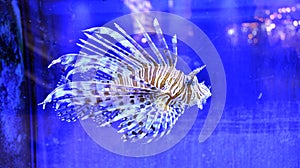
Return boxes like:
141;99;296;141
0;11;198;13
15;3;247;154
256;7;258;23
1;0;300;167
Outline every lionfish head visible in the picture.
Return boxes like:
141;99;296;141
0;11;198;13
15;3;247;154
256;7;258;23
186;65;212;109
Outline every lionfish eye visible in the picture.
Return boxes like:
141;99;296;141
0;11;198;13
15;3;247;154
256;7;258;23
185;76;194;85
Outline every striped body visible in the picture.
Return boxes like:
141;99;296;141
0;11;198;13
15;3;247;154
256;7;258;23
39;18;211;142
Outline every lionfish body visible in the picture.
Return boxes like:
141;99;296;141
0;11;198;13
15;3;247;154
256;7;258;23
40;18;211;142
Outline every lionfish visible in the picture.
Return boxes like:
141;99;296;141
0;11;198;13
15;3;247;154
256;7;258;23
39;18;211;143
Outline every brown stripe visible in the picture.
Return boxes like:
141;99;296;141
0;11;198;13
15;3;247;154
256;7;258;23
117;74;124;85
169;72;183;94
151;66;158;86
154;66;163;87
165;81;185;106
144;66;149;82
159;67;171;89
187;85;192;104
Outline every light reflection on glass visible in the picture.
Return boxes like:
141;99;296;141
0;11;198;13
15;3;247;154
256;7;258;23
226;3;300;55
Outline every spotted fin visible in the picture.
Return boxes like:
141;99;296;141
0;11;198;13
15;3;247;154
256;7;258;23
136;19;166;66
118;102;184;142
83;26;157;67
54;92;155;125
39;81;158;108
153;18;173;67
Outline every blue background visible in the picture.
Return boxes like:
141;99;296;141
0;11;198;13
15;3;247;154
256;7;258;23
1;0;300;167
